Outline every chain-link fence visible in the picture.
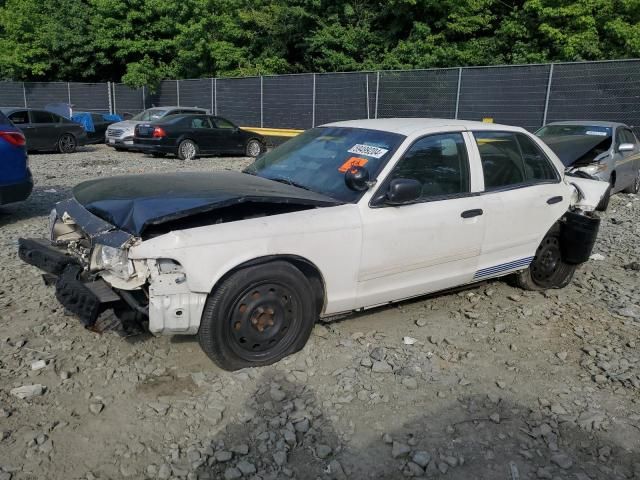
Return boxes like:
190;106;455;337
1;59;639;130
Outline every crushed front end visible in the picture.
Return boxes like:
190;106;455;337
18;198;149;330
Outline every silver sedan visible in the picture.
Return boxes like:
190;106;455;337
536;121;640;208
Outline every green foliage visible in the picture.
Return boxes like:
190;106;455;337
0;0;637;86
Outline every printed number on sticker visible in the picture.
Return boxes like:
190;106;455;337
348;144;389;158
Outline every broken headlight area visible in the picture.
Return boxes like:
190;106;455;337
576;162;607;175
91;243;135;280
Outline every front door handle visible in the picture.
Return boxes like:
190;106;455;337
461;209;483;218
547;196;563;205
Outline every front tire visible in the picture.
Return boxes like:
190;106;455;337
178;139;198;160
58;134;77;153
198;261;316;371
623;168;640;194
514;232;577;291
246;139;263;158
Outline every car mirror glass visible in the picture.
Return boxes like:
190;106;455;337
385;178;422;205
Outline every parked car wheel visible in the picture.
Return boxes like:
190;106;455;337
58;134;77;153
514;231;576;290
198;261;316;371
246;139;262;158
623;168;640;194
178;139;198;160
596;183;612;212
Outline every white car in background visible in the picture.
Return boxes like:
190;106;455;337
106;106;207;151
20;119;608;370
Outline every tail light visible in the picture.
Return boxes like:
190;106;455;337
152;127;166;138
0;130;26;147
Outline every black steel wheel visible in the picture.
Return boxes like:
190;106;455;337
58;134;77;153
198;261;316;370
514;232;576;291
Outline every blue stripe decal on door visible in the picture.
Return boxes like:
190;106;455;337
474;256;534;279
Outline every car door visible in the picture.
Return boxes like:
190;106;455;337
212;117;244;153
617;127;640;190
186;115;218;153
7;110;38;149
29;110;59;150
472;130;566;278
357;130;487;308
91;113;108;142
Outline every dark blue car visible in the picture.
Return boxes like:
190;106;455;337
0;110;32;205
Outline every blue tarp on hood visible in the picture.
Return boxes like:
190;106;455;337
71;112;123;133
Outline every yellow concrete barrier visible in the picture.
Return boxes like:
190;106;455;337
241;127;303;137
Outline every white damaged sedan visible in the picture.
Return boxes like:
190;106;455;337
20;119;608;370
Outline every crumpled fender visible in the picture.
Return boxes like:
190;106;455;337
566;176;610;212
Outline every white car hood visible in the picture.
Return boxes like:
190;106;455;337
109;120;141;132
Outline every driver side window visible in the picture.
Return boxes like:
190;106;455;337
388;133;470;199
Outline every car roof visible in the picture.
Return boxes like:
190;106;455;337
542;120;627;129
322;118;527;136
0;107;69;115
147;106;206;111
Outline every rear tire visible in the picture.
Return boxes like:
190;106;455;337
178;139;198;160
623;168;640;194
514;231;577;291
246;139;263;158
198;261;316;371
58;134;77;153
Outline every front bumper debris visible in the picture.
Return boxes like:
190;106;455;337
19;238;121;325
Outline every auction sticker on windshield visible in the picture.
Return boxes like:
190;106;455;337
348;144;389;158
585;130;608;136
338;157;368;173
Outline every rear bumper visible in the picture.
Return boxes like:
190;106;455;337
134;142;176;154
18;238;121;325
0;174;33;205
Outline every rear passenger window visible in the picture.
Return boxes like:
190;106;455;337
31;111;55;123
190;117;213;129
8;111;29;124
389;133;470;199
474;131;557;191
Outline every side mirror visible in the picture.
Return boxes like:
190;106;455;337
344;165;371;191
385;178;422;205
618;143;634;152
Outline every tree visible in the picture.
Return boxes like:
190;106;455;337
0;0;638;84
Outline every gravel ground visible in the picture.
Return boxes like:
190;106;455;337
1;145;639;480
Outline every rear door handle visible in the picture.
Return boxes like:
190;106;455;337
461;209;483;218
547;196;563;205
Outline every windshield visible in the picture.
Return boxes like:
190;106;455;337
536;125;612;138
245;127;405;202
131;109;169;122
